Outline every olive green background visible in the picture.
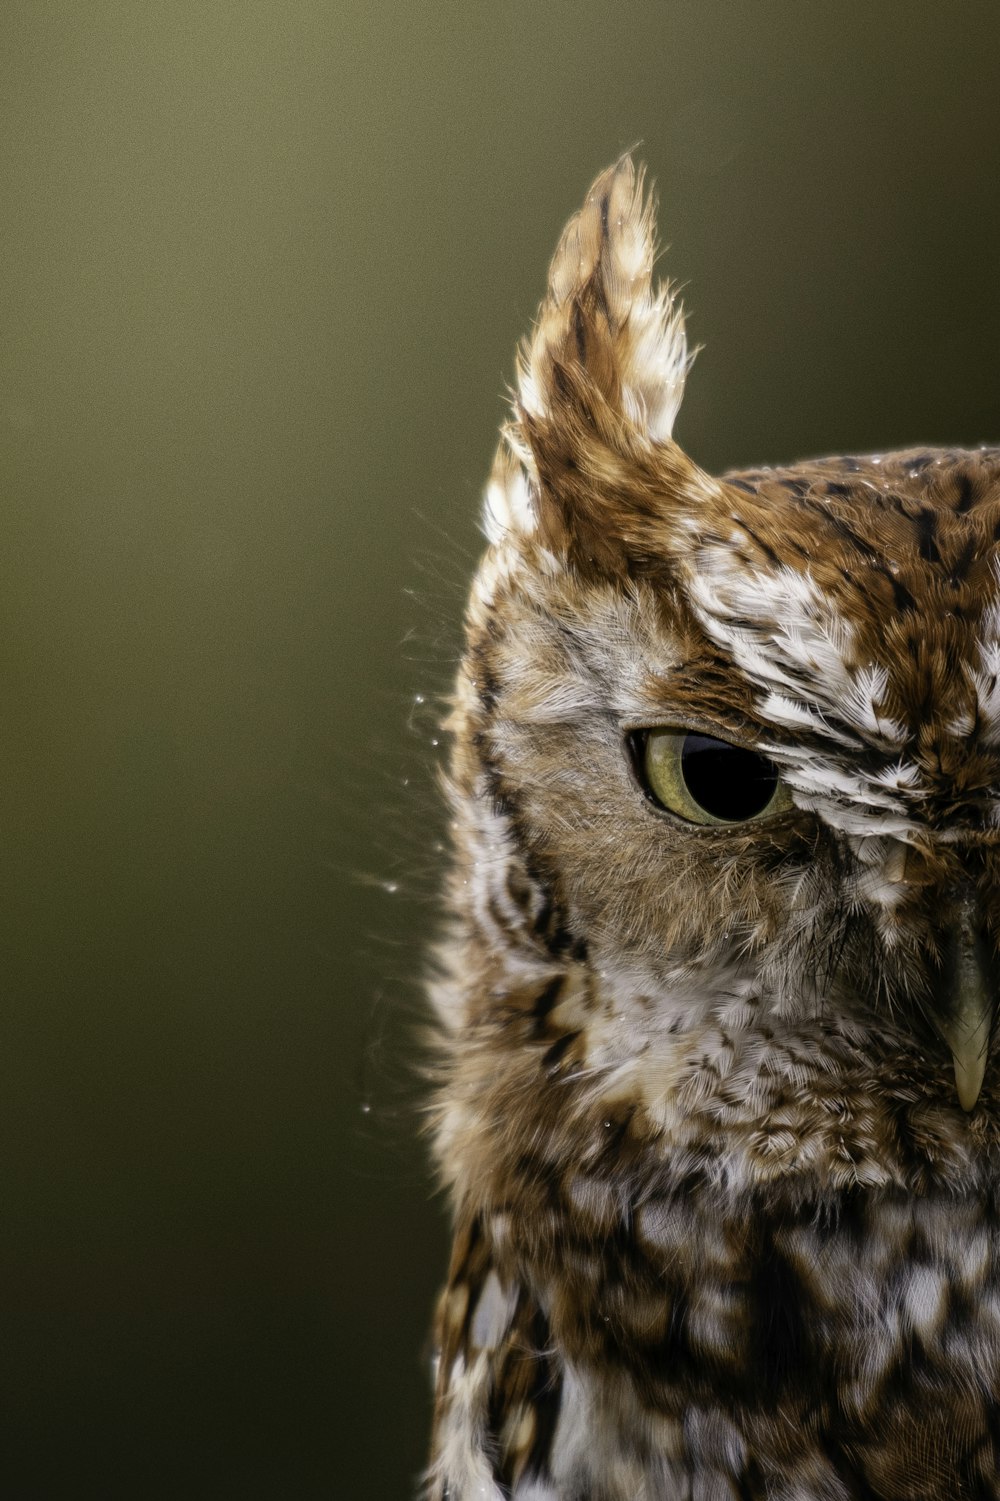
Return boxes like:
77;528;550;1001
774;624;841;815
3;2;1000;1495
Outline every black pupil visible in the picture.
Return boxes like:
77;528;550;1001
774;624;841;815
680;733;779;821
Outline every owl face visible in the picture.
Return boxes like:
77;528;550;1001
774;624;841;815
473;444;1000;1112
447;159;1000;1140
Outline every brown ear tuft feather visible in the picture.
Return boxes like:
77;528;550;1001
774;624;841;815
517;156;691;446
483;159;719;571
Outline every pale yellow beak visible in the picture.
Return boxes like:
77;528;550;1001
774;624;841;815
935;893;994;1112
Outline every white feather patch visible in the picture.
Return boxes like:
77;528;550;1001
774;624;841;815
426;1350;508;1501
484;463;536;546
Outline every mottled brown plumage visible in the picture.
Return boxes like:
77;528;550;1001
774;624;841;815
426;159;1000;1499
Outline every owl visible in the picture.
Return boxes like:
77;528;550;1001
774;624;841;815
424;157;1000;1500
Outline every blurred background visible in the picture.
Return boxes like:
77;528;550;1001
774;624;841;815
3;1;1000;1494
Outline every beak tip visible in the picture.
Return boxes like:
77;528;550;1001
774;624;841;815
954;1056;987;1113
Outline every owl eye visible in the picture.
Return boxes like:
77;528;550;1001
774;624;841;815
635;729;792;825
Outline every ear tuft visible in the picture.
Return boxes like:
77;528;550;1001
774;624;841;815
480;159;710;557
517;156;692;444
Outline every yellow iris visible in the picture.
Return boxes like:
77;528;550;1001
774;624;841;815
642;730;793;825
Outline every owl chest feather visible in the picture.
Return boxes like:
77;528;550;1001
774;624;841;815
430;993;1000;1499
544;1188;1000;1496
434;1088;1000;1498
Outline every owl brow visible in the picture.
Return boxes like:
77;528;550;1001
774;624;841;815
644;661;761;736
648;657;858;754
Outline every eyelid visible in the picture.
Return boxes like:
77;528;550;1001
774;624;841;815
623;716;763;751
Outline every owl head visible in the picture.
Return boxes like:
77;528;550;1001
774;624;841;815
438;159;1000;1209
